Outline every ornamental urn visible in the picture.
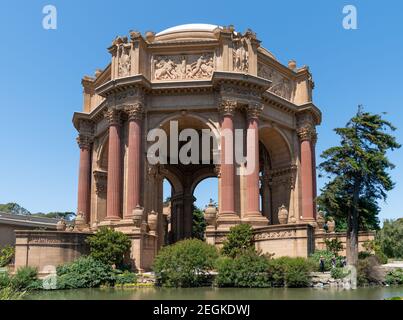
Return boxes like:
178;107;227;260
56;219;66;231
148;210;158;233
132;205;144;228
317;211;326;229
278;205;289;225
327;218;336;233
204;200;217;227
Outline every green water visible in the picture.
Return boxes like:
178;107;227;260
25;286;403;300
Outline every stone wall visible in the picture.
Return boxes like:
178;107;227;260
14;230;90;275
315;231;375;256
206;223;315;258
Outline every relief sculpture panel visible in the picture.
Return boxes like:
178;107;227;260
152;53;214;81
258;63;293;100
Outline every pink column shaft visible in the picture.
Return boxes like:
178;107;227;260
246;117;260;214
300;139;314;220
220;114;235;214
126;119;141;217
106;124;121;219
77;147;91;223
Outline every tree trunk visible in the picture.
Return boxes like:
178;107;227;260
346;183;359;267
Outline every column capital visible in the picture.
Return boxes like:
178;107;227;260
218;99;237;116
104;108;122;126
247;102;263;120
297;124;316;142
125;103;144;121
76;134;93;150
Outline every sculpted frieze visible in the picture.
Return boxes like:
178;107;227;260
152;53;214;81
258;63;293;100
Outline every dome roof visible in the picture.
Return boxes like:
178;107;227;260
154;23;221;41
154;23;277;61
156;23;221;36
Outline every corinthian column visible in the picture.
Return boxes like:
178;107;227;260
216;100;240;228
244;103;268;226
125;104;143;217
105;108;122;220
76;133;93;224
297;125;316;221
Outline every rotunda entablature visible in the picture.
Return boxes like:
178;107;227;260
76;24;321;129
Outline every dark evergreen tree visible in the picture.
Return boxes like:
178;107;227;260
318;107;400;266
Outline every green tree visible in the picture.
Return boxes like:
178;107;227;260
318;107;400;266
376;218;403;259
31;212;76;220
221;224;254;258
86;227;131;267
0;203;30;215
192;205;206;240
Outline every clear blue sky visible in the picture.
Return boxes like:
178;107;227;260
0;0;402;222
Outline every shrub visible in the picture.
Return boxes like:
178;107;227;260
153;239;218;287
86;227;131;267
324;238;343;256
221;224;254;258
215;251;269;288
283;257;312;287
114;270;138;285
362;240;388;264
267;257;312;288
0;246;14;267
0;286;26;300
0;273;11;289
357;256;384;286
11;266;39;290
376;218;403;259
331;267;349;279
56;256;115;289
385;268;403;285
309;250;343;271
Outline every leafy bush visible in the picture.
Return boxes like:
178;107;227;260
357;256;384;286
11;266;40;290
56;256;115;289
153;239;218;287
0;273;11;289
0;286;26;300
358;251;372;260
385;268;403;285
114;270;138;285
362;240;388;264
215;251;269;288
0;246;14;267
331;267;349;279
267;257;313;288
376;218;403;259
324;238;343;256
221;224;254;258
86;227;131;267
309;250;344;271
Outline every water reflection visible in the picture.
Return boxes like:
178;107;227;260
25;286;403;300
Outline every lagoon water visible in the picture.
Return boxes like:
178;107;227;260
25;286;403;300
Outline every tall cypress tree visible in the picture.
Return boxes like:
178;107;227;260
318;106;400;266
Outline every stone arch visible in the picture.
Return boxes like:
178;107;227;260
259;125;292;169
156;111;221;149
